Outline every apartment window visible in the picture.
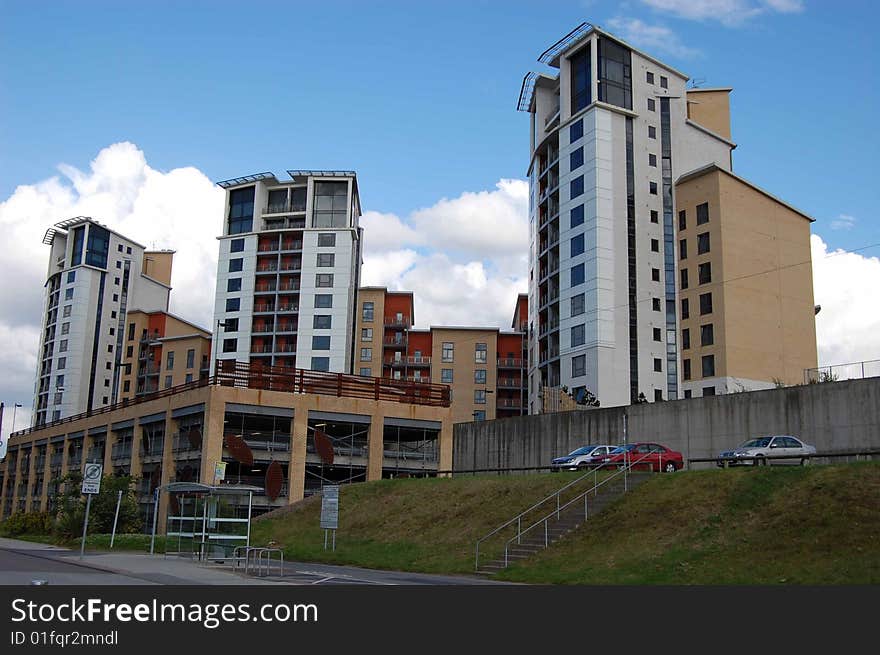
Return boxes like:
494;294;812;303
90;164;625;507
570;119;583;143
186;349;195;369
654;358;662;372
570;45;591;113
230;238;245;253
222;338;237;353
61;322;70;335
680;269;689;290
313;315;332;329
164;375;172;389
475;343;487;364
683;359;692;381
317;233;336;247
697;202;710;225
361;328;373;341
127;323;135;340
225;298;240;312
647;97;655;111
228;186;255;235
228;258;243;273
112;293;118;302
166;351;174;370
678;210;686;231
702;355;715;378
649;181;658;195
67;271;76;283
111;310;116;319
65;288;74;300
650;210;659;224
315;294;333;308
114;277;120;285
474;370;487;384
572;355;586;377
107;344;113;353
646;71;655;84
123;380;131;392
106;361;112;370
570;176;584;199
648;125;656;139
185;373;193;383
653;327;662;342
571;324;585;347
109;327;115;336
473;410;486;421
54;392;63;405
362;301;374;321
571;263;585;286
358;347;371;361
317;253;335;267
126;246;132;254
654;390;663;401
570;147;584;171
571;233;584;257
474;390;486;405
441;369;453;383
311;357;330;372
59;340;68;352
359;368;371;377
701;323;715;346
652;268;660;282
697;232;710;255
125;345;132;358
570;204;584;228
703;386;716;396
56;374;64;388
442;342;454;362
571;293;585;317
660;75;668;89
313;181;348;228
312;336;331;350
316;273;334;288
651;238;659;253
682;328;691;350
63;305;72;318
681;298;690;319
698;262;712;285
57;357;66;369
649;153;657;167
227;277;242;292
679;238;688;260
223;318;239;332
652;298;661;312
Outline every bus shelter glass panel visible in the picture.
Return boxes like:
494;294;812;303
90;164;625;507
163;488;253;561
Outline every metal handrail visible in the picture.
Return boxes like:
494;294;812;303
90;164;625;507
498;452;653;569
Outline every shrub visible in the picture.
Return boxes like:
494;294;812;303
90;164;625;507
1;511;54;536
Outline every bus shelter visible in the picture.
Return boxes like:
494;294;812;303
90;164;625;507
151;482;262;561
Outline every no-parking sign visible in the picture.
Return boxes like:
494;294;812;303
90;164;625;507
81;463;103;495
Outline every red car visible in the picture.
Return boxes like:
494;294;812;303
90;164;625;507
601;442;683;473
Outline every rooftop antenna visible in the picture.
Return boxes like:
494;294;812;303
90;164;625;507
688;77;707;89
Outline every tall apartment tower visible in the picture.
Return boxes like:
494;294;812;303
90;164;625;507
521;23;734;411
213;171;362;374
33;218;173;425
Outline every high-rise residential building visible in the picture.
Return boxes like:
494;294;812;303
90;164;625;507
117;310;213;400
675;164;817;397
355;288;527;423
520;22;816;411
33;218;173;426
212;171;362;375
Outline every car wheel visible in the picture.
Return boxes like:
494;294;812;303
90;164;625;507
754;455;765;467
800;457;811;467
664;461;677;473
577;463;590;471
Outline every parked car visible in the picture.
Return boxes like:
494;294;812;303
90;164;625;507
716;435;816;467
601;442;683;473
550;444;617;471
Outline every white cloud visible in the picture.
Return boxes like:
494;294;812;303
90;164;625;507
0;142;224;432
830;213;856;231
811;234;880;366
606;17;701;59
360;211;423;251
639;0;803;26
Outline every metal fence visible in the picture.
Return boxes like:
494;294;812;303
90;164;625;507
804;359;880;384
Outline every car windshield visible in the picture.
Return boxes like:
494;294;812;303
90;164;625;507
567;447;593;456
741;437;772;448
609;444;636;454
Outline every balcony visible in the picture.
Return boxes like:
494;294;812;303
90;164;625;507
277;303;298;312
383;336;407;348
384;317;412;328
496;377;525;388
138;363;160;376
278;262;301;273
497;398;523;409
276;323;298;333
274;344;296;353
280;241;302;251
253;303;276;313
386;355;431;367
250;344;273;353
497;358;524;369
263;202;306;216
254;284;277;294
252;324;275;333
256;263;278;273
278;282;300;292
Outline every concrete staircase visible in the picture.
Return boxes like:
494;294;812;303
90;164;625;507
476;472;651;576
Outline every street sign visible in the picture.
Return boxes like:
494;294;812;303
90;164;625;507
320;485;339;530
81;463;103;495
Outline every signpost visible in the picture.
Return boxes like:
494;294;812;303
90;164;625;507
80;463;103;559
212;461;227;486
320;485;339;551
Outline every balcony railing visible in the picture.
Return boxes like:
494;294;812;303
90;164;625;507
263;202;306;215
383;336;407;347
252;324;274;333
276;323;297;332
278;283;300;292
274;344;296;353
277;304;298;312
497;398;523;409
281;241;302;251
254;285;277;293
385;356;431;367
254;304;276;313
496;377;525;388
497;358;524;369
278;263;301;272
384;317;412;328
256;264;278;273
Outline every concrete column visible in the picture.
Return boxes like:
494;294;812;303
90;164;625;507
201;390;225;485
288;403;309;503
367;412;385;481
0;456;8;518
24;447;36;513
101;425;113;477
156;411;175;532
439;420;454;476
39;445;51;512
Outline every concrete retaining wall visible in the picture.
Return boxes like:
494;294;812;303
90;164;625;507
453;378;880;471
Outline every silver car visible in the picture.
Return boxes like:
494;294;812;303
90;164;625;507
717;435;817;467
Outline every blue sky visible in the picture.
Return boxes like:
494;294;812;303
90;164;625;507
1;0;877;253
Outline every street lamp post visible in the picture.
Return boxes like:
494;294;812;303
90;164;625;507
12;403;22;433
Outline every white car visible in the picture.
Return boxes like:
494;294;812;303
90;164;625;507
550;444;617;471
717;435;817;467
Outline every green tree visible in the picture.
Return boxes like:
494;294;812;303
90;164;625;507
51;472;141;539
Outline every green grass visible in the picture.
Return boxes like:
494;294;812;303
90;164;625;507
496;462;880;584
250;471;600;574
75;533;165;553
